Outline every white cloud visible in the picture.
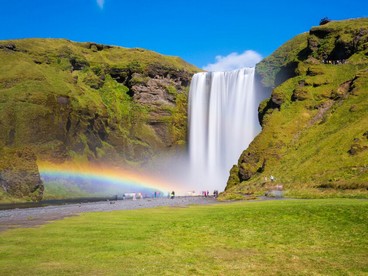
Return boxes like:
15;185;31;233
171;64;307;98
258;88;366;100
96;0;105;9
203;50;262;72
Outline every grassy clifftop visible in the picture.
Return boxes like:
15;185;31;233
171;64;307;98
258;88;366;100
0;38;199;201
223;18;368;199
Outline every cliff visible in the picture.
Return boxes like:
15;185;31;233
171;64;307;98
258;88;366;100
223;18;368;199
0;38;199;201
0;147;43;202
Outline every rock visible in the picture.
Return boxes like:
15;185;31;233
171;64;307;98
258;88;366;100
275;61;299;86
292;88;310;101
309;27;333;38
307;37;319;52
306;67;324;76
271;91;284;106
258;98;279;126
0;43;17;51
0;148;44;201
57;96;70;105
132;77;175;106
69;57;89;71
238;151;265;182
83;42;113;52
108;67;130;84
349;136;368;155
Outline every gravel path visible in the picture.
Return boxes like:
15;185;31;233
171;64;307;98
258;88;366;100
0;197;219;232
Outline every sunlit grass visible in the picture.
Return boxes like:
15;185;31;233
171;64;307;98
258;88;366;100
0;199;367;275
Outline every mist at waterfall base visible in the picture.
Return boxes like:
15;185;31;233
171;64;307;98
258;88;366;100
150;67;267;194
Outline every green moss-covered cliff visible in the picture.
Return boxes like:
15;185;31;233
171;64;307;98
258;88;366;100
223;18;368;199
0;147;43;202
0;38;199;201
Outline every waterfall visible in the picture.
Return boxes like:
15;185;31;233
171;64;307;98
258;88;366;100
188;68;262;191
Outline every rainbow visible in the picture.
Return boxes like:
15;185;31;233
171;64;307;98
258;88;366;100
38;162;177;194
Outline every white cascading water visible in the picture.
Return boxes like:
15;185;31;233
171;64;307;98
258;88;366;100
188;67;262;191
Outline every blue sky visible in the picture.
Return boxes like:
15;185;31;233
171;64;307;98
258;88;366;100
0;0;367;70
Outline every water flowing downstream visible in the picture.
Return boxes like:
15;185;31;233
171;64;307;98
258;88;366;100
188;68;262;191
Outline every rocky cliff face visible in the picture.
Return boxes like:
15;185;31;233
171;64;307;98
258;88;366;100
0;39;199;201
0;148;43;202
223;18;368;199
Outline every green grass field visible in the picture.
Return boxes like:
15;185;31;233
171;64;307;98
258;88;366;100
1;199;367;275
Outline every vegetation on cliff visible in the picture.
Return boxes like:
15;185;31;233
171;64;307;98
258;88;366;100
0;147;43;202
0;38;199;201
223;18;368;199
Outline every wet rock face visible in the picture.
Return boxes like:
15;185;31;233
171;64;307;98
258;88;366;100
0;148;44;201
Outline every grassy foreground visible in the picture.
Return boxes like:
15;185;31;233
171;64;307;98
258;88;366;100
0;199;367;275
